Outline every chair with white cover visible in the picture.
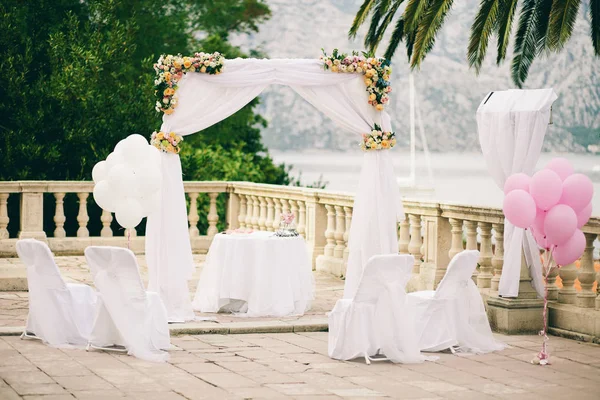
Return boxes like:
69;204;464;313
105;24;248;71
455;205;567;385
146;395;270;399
16;239;97;347
407;250;505;354
84;246;170;362
328;254;431;364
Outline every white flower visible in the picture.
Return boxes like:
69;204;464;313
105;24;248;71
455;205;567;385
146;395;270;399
340;65;347;72
209;62;216;68
154;79;160;85
163;98;169;104
204;60;210;66
170;67;175;73
356;67;363;73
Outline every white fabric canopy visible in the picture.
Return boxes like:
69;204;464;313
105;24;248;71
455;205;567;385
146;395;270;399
146;58;404;317
477;88;558;298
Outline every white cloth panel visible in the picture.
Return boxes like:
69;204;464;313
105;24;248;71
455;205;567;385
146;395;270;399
328;254;432;363
85;246;171;362
407;250;506;353
146;57;404;309
192;231;314;317
477;88;557;298
16;239;96;347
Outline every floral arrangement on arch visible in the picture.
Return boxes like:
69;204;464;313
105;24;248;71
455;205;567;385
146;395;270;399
154;52;224;115
360;124;396;151
150;131;183;154
320;49;392;111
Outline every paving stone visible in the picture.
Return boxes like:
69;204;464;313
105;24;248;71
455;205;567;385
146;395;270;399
70;390;127;399
53;375;114;391
10;383;69;396
266;383;330;396
195;372;259;388
227;386;290;399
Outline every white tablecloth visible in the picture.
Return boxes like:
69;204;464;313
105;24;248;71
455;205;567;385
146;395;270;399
192;231;315;317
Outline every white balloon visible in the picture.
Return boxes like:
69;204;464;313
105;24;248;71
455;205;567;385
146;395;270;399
105;151;125;171
125;144;151;168
114;138;128;155
115;197;144;229
93;180;116;212
126;134;150;148
146;145;162;165
134;166;161;196
138;191;161;217
108;164;138;198
92;161;108;184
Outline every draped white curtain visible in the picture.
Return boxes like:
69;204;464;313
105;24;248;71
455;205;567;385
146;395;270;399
477;88;558;298
146;58;404;319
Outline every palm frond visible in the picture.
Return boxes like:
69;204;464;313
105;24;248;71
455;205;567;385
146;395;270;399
405;26;417;61
511;0;539;87
591;0;600;55
495;0;518;64
411;0;455;68
468;0;500;73
365;0;392;51
349;0;377;39
384;16;406;60
534;0;553;51
547;0;581;51
367;0;405;52
403;0;430;32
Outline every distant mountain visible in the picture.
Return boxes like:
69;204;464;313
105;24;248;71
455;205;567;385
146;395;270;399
231;0;600;153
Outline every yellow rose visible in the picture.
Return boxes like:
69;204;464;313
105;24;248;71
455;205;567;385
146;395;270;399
383;74;390;81
164;72;171;81
391;139;397;147
157;132;165;140
376;104;384;111
364;78;372;86
370;58;377;65
183;57;192;68
331;65;339;72
169;132;176;138
164;108;174;115
200;66;207;73
173;61;182;69
368;93;376;101
167;144;175;153
163;88;175;96
381;140;390;149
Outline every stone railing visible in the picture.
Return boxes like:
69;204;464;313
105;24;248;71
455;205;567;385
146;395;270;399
1;180;599;340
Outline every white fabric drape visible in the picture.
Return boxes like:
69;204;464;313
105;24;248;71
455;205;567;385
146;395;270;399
477;89;558;298
146;58;404;309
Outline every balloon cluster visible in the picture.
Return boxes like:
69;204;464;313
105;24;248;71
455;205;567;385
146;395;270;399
92;135;162;229
503;158;594;266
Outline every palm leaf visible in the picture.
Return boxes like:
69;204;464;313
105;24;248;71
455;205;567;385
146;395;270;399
365;0;391;51
405;26;418;61
468;0;500;73
367;0;405;52
591;0;600;55
495;0;518;64
534;0;554;50
349;0;377;39
511;0;539;87
411;0;455;68
403;0;430;32
547;0;581;51
384;16;406;59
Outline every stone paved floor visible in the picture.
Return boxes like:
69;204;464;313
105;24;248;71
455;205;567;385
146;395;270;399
1;332;600;399
0;256;343;331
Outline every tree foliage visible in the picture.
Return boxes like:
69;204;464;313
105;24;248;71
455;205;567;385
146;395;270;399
350;0;599;87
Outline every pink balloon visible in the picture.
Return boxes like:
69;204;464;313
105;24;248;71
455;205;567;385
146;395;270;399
545;158;574;181
553;230;586;266
532;208;547;235
529;169;562;211
503;189;536;229
544;204;577;246
532;228;549;250
560;174;594;212
504;173;531;195
576;202;592;229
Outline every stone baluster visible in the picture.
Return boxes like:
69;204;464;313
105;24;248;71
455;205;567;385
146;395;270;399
297;200;307;238
408;214;423;273
265;198;274;231
464;220;478;281
272;198;282;230
558;262;578;304
76;193;89;238
53;193;66;238
491;223;504;291
125;227;137;238
448;218;464;260
324;205;336;257
398;216;410;254
280;198;290;214
244;195;253;228
576;233;597;308
207;192;219;237
477;222;493;288
333;206;345;259
342;206;352;263
251;196;260;230
188;192;200;237
100;209;113;237
238;195;247;228
0;193;8;239
291;200;299;224
258;197;267;230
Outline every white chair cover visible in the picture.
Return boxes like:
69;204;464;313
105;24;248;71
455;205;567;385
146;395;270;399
328;254;431;364
408;250;506;353
84;246;170;362
16;239;96;347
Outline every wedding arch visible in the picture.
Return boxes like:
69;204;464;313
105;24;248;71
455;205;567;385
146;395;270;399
146;52;405;321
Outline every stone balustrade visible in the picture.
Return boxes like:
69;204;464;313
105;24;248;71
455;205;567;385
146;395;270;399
1;180;599;340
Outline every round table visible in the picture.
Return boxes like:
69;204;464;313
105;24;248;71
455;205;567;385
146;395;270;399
192;231;315;317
